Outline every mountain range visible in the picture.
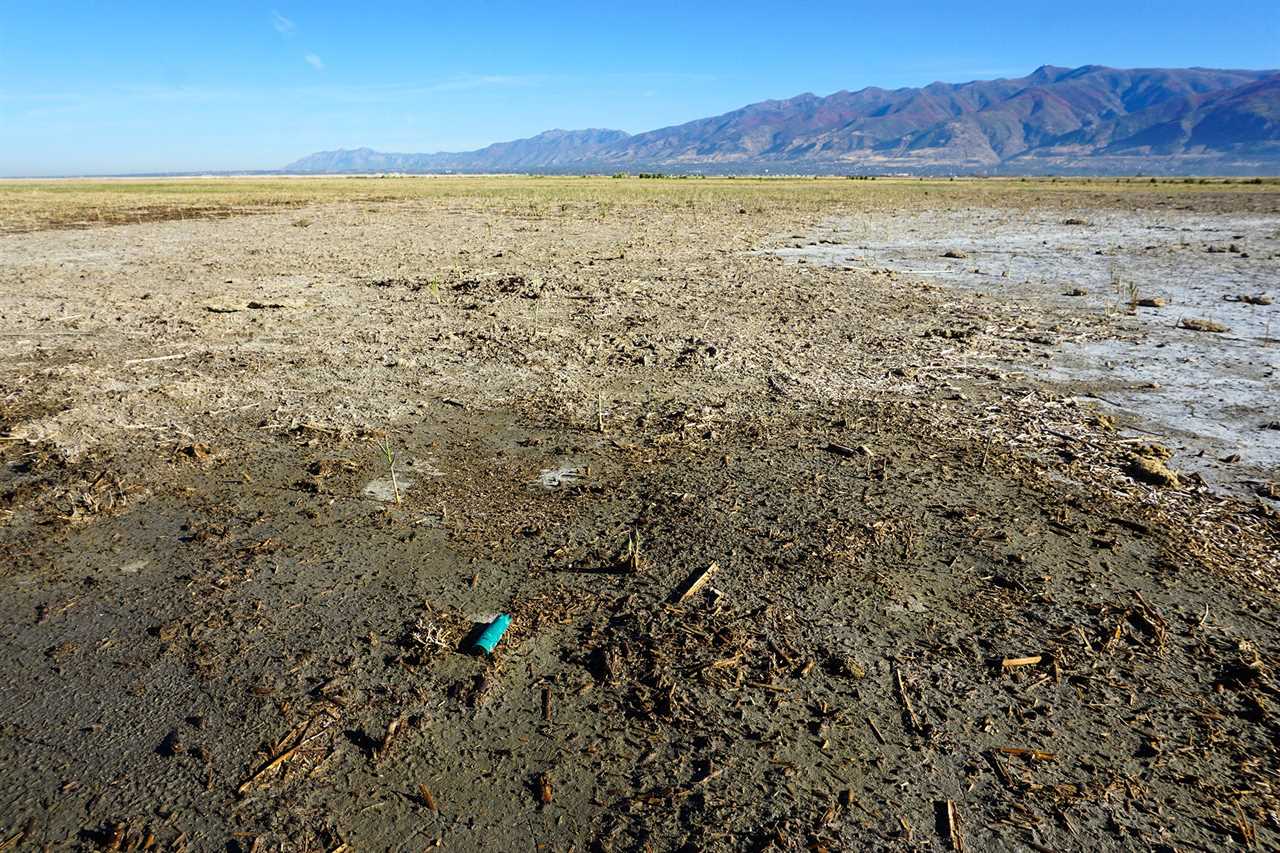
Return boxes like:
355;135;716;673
286;65;1280;175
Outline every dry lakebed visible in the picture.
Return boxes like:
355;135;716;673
0;176;1277;851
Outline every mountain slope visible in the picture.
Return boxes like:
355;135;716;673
286;66;1280;174
288;129;631;173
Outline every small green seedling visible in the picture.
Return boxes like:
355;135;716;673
376;436;401;505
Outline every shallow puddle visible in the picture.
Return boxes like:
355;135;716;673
362;476;415;502
533;463;584;490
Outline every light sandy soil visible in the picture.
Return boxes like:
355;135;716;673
0;178;1278;852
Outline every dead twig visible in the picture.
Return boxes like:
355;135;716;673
997;746;1056;762
123;351;191;366
941;799;965;851
418;783;438;812
894;667;922;732
672;562;719;603
867;716;887;745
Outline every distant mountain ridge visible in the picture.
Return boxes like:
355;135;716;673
286;65;1280;175
289;129;631;173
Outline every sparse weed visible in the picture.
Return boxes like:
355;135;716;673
411;615;453;652
1111;266;1139;313
375;435;401;505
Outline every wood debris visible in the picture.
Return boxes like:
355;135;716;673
671;562;719;603
894;667;922;732
418;783;438;812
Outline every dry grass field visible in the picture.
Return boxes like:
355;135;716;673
3;174;1278;234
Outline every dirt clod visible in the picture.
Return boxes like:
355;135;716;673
158;729;186;757
1180;317;1229;333
1236;293;1273;305
1127;453;1181;488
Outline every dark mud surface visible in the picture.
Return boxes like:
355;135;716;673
1;178;1278;851
6;403;1278;852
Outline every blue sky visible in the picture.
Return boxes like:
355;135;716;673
2;1;1277;175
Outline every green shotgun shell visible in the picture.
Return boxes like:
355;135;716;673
472;614;511;655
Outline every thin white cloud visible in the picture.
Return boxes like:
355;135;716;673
425;73;541;92
272;11;295;35
1;77;537;112
305;53;325;71
4;72;704;111
280;75;545;102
